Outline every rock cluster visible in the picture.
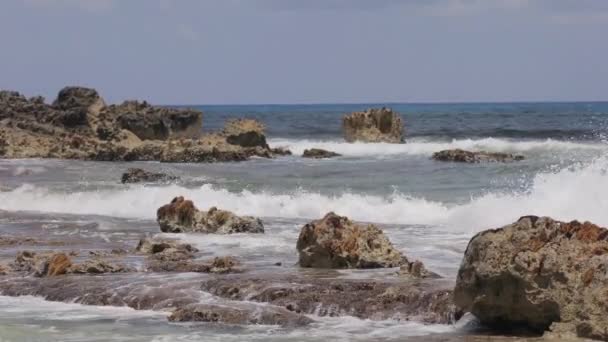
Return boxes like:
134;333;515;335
0;87;285;162
302;148;341;159
455;216;608;340
156;196;264;234
7;251;133;276
432;149;525;163
343;107;404;143
297;212;406;269
121;168;178;184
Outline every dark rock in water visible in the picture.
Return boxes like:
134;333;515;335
157;196;264;234
201;275;458;323
222;119;268;148
135;237;198;255
432;149;524;163
7;250;133;276
398;260;440;279
455;216;608;340
270;147;292;156
68;258;134;274
146;255;242;274
169;303;313;326
343;107;404;143
110;100;202;141
121;168;178;184
297;212;418;270
302;148;341;159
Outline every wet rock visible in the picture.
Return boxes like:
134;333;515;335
146;256;242;274
135;237;198;255
270;147;292;156
222;119;268;148
302;148;341;159
343;107;404;143
398;260;440;279
157;196;264;234
201;275;458;323
120;168;178;184
9;251;52;276
68;259;135;274
432;149;524;163
110;100;202;141
454;216;608;340
169;303;313;326
297;212;408;269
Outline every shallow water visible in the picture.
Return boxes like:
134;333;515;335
1;102;607;341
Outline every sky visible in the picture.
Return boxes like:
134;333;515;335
0;0;607;104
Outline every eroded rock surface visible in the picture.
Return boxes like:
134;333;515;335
455;216;608;340
121;168;178;184
169;303;313;326
343;107;404;143
157;196;264;234
302;148;341;159
297;212;412;269
432;149;524;163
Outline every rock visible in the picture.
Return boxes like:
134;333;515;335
296;212;408;269
135;237;198;255
120;168;178;184
343;107;404;143
432;149;524;163
398;260;440;279
302;148;341;159
454;216;608;340
222;119;268;148
146;256;242;274
68;259;134;274
270;147;292;156
47;253;72;276
201;275;458;323
168;303;313;326
110;100;202;141
156;196;264;234
9;251;52;276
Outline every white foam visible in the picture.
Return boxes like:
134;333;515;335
269;137;606;157
1;156;608;232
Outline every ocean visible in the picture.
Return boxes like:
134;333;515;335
1;102;607;341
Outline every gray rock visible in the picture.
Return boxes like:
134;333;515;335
302;148;341;159
432;149;524;163
121;168;178;184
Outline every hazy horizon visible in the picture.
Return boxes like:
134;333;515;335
1;0;607;104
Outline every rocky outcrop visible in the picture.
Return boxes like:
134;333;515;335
302;148;341;159
120;168;178;184
0;87;286;163
222;119;268;148
343;108;404;143
432;149;524;163
156;196;264;234
7;251;133;276
297;212;416;269
68;259;134;274
169;303;313;326
454;216;608;340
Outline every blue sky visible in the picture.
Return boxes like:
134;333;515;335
1;0;607;104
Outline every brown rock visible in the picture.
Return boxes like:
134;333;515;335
432;149;524;163
157;196;264;234
343;107;404;143
68;259;134;274
296;212;408;269
47;253;72;276
454;216;608;340
168;303;313;326
222;118;268;148
121;168;178;184
302;148;341;159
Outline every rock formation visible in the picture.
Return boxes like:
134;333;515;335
454;216;608;340
0;87;285;162
7;251;132;276
156;196;264;234
342;107;404;143
168;303;314;326
121;168;178;184
297;212;421;269
432;149;524;163
302;148;341;159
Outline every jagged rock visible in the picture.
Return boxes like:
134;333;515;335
222;119;268;148
156;196;264;234
9;251;52;276
68;259;135;274
146;256;242;274
398;260;440;279
135;237;198;255
47;253;72;276
432;149;525;163
454;216;608;340
120;168;178;184
343;107;404;143
108;100;202;141
168;303;313;326
201;275;458;323
302;148;341;159
270;147;292;156
296;212;412;269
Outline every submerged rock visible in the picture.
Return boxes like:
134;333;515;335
169;303;313;326
156;196;264;234
296;212;411;269
302;148;341;159
120;168;178;184
432;149;524;163
454;216;608;340
343;107;404;143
